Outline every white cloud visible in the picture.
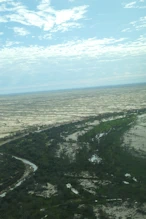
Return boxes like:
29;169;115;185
123;1;146;8
0;32;3;35
55;6;88;25
121;28;131;32
13;27;30;36
5;40;21;47
121;16;146;32
51;22;81;32
0;1;26;12
38;33;52;40
0;16;7;22
130;16;146;30
0;1;88;32
37;0;51;11
0;4;7;12
0;0;11;2
124;1;136;8
0;36;145;69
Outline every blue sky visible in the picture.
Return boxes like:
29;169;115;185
0;0;146;94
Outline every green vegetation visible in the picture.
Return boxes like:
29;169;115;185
77;115;146;202
0;154;25;191
0;111;146;218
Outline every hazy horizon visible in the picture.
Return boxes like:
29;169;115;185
1;81;146;96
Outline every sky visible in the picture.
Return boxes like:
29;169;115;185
0;0;146;94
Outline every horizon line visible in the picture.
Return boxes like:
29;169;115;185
0;82;146;97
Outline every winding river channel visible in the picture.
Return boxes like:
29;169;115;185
0;154;38;198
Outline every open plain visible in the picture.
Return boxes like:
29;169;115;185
0;84;146;139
